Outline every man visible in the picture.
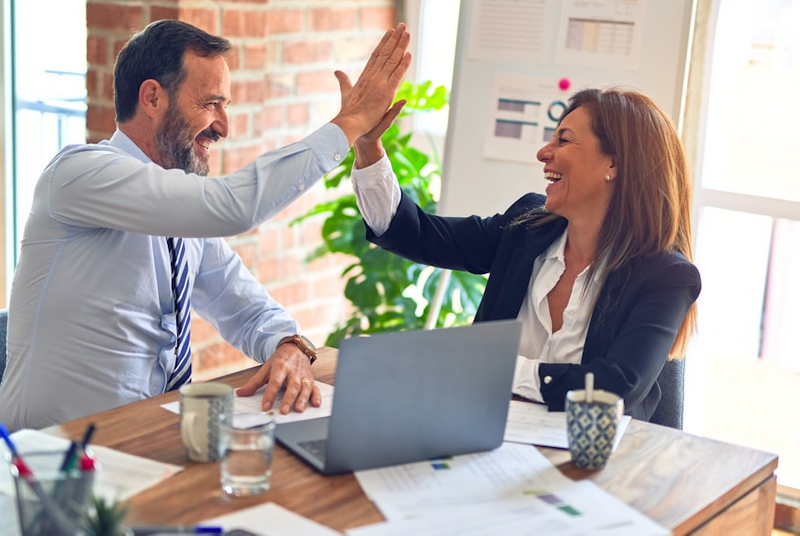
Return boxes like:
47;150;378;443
0;19;411;430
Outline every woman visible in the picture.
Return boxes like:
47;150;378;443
350;87;700;422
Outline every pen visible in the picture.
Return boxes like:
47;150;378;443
59;440;79;471
53;439;80;517
0;423;18;455
130;526;224;535
81;422;97;451
0;423;33;478
54;426;94;510
77;448;97;500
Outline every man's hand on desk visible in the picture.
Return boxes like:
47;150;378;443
235;344;322;414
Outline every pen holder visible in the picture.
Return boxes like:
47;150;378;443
10;450;94;536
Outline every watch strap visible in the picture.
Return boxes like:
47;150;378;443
278;334;317;365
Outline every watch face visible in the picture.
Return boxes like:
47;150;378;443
299;334;317;352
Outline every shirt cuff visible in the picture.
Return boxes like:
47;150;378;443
351;152;394;187
351;153;401;236
512;355;544;403
306;122;350;171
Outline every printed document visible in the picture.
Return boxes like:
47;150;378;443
354;442;668;535
161;381;334;428
504;399;631;450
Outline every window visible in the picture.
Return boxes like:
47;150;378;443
685;0;800;490
8;0;87;270
407;0;461;138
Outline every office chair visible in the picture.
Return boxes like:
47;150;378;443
0;308;7;383
649;358;685;430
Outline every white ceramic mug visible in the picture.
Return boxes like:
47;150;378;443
179;382;233;463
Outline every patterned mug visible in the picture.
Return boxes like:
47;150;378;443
179;382;234;462
565;389;624;470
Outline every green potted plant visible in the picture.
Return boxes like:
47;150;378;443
293;81;487;347
82;494;131;536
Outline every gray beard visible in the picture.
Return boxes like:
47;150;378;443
154;105;209;176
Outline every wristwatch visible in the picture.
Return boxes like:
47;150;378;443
278;334;318;365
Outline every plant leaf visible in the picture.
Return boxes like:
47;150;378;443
297;81;488;343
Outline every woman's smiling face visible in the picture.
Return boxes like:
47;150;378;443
536;106;616;223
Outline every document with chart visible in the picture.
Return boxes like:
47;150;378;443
352;442;668;535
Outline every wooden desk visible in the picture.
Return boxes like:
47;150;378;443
44;348;778;535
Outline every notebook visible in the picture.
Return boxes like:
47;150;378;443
275;319;522;475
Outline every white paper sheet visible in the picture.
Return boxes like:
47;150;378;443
553;0;648;71
466;0;552;63
347;497;586;536
201;502;341;535
161;381;334;428
483;73;579;165
355;442;570;519
348;479;668;536
549;479;669;535
1;429;182;501
0;492;19;536
353;442;668;535
504;399;631;450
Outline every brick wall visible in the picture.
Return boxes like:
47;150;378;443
85;0;398;380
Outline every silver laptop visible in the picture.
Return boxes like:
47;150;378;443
275;319;522;475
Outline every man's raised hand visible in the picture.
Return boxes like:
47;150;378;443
331;23;412;146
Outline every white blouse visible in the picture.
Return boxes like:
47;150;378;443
513;231;603;403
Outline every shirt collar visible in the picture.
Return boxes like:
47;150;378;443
543;229;605;284
106;130;152;164
542;229;568;263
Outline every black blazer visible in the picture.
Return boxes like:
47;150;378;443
367;192;701;421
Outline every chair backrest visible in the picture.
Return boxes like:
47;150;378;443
649;358;685;429
0;308;7;383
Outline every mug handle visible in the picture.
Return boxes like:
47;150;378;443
180;412;201;456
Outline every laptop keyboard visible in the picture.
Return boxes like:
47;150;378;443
299;438;328;461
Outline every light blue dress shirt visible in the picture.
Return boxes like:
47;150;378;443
0;123;348;430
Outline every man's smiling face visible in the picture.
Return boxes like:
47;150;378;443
154;51;231;176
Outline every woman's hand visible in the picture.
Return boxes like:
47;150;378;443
353;99;406;169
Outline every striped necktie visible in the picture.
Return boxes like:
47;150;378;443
166;237;192;390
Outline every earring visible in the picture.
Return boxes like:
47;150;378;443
604;174;612;183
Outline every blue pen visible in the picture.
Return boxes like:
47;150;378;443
0;423;18;455
130;526;224;534
81;422;97;451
